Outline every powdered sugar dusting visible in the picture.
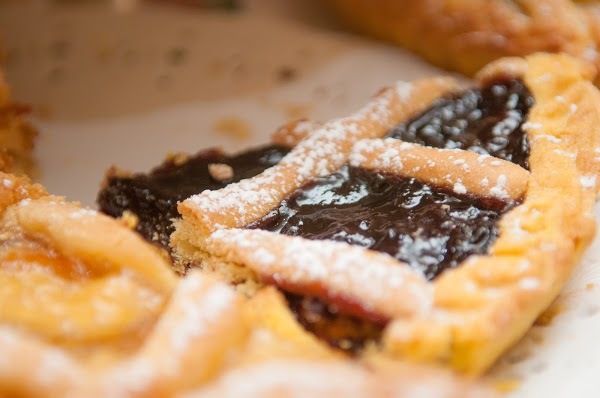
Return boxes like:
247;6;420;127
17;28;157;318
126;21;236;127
553;149;577;159
580;175;597;189
167;277;235;353
531;134;561;144
68;208;99;219
210;229;433;319
490;175;508;199
349;138;527;200
522;122;543;131
519;277;541;291
18;198;31;207
569;104;578;115
453;182;467;195
101;273;237;395
181;81;418;233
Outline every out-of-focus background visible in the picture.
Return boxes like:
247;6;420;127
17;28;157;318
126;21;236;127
0;0;451;202
2;1;600;396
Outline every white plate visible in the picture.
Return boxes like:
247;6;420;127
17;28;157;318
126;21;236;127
2;1;600;396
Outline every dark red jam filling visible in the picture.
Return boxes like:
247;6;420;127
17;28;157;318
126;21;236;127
97;145;289;250
387;79;533;169
250;165;515;280
285;293;384;353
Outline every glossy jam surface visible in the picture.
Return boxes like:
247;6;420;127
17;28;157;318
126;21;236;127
387;79;533;169
97;145;289;249
251;166;513;280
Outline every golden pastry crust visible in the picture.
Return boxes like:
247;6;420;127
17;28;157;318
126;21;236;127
173;53;600;375
350;138;529;201
270;118;321;147
0;72;37;176
326;0;600;82
0;173;489;396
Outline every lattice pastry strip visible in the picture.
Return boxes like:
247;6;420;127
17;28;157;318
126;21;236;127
207;229;433;322
176;76;460;243
349;138;529;201
173;53;600;374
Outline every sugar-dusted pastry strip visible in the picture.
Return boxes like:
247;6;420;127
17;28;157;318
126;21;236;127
207;229;432;322
97;271;247;397
270;118;321;147
177;77;461;242
350;138;529;201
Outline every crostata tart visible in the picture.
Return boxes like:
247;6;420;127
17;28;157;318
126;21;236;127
98;52;600;380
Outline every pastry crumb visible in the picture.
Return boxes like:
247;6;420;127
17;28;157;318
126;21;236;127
166;152;190;166
208;163;234;181
213;117;252;140
586;282;595;290
120;210;139;230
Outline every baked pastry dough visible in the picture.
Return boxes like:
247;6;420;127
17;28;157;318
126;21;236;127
173;53;600;375
326;0;600;82
0;172;488;396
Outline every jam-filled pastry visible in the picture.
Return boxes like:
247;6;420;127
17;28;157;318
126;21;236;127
172;53;600;374
326;0;600;82
0;173;487;396
97;119;318;258
0;71;37;176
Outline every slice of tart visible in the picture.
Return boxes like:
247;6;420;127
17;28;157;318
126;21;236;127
163;53;600;374
97;53;600;375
